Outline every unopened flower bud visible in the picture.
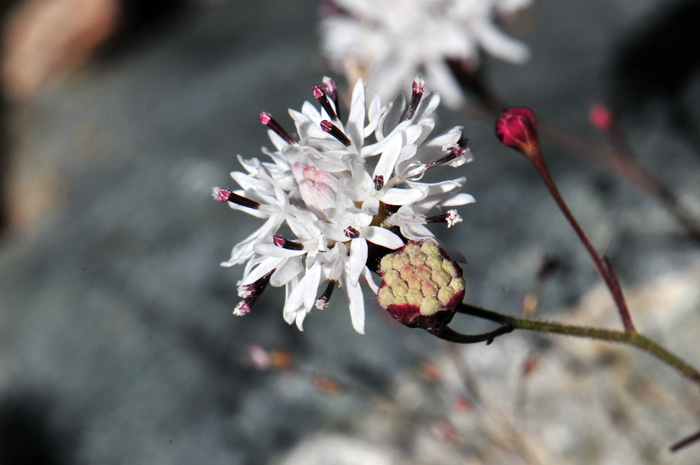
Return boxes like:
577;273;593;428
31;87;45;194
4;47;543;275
377;240;465;333
588;103;613;132
495;107;541;158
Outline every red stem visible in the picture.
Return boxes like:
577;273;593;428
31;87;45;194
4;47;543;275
530;155;636;332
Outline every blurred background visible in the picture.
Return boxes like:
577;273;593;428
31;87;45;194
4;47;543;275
0;0;699;463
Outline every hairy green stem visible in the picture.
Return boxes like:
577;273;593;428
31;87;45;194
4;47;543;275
456;303;700;386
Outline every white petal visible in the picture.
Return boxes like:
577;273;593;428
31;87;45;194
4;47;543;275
365;226;404;249
380;187;426;205
239;258;280;287
402;224;435;240
424;60;464;110
295;310;307;331
470;20;530;64
413;92;442;123
271;257;304;286
442;193;476;207
301;101;322;125
346;78;366;149
254;243;306;258
363;196;380;215
364;93;383;137
362;267;380;294
343;273;365;335
267;130;289;150
303;262;322;311
348;238;368;286
372;133;403;181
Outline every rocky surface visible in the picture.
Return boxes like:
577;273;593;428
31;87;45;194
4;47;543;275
1;0;699;464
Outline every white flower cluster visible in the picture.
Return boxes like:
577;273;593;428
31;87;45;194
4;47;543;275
321;0;532;109
214;77;474;333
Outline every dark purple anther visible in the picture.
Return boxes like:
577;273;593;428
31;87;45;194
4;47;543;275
235;269;276;314
313;84;338;121
344;226;360;239
259;112;296;145
424;147;464;170
320;120;352;147
458;135;470;150
315;279;337;309
214;187;261;210
273;235;304;251
403;78;426;121
373;175;384;191
323;77;340;121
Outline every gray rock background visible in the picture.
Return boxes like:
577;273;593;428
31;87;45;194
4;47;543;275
1;0;700;464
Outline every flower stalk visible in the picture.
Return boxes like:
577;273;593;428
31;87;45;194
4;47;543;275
496;107;636;333
454;303;700;387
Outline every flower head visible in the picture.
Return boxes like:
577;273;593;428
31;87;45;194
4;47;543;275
377;240;465;333
214;77;474;334
320;0;532;109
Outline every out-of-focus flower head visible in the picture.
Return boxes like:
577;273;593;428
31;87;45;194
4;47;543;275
214;77;474;334
320;0;532;109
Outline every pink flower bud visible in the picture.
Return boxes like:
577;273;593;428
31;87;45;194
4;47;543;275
588;103;613;132
495;107;541;158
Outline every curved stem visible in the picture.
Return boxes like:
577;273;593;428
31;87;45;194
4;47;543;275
454;303;700;386
435;324;513;344
529;155;635;332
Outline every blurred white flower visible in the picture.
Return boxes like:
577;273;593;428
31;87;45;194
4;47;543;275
214;77;474;333
320;0;532;109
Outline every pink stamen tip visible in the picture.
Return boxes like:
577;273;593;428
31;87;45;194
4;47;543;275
314;86;338;121
320;120;351;146
322;77;340;120
238;284;254;298
323;76;338;94
404;78;426;121
234;301;251;316
273;235;285;247
315;279;337;309
259;112;271;125
412;78;425;95
322;77;337;97
214;187;231;202
446;210;462;228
